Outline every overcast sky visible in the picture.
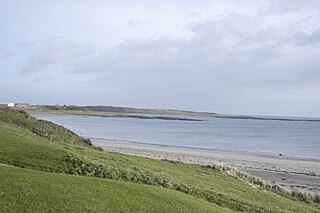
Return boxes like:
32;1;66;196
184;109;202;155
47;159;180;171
1;0;320;117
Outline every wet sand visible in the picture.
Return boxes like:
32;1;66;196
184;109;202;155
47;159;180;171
92;139;320;192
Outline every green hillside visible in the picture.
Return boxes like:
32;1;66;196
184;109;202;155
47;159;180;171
0;107;319;212
0;166;225;213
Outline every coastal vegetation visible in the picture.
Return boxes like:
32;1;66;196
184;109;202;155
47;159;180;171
0;106;319;212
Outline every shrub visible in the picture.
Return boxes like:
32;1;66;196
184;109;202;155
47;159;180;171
82;138;92;146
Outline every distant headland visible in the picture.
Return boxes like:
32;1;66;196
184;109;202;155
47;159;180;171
2;103;320;122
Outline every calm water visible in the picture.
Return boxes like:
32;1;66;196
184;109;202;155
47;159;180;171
35;114;320;159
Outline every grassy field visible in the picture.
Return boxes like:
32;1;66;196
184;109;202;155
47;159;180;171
0;107;319;212
0;166;225;212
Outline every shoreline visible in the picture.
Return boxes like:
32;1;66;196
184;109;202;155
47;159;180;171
92;138;320;193
89;137;320;162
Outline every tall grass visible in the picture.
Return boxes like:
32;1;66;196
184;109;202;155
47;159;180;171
64;153;320;207
203;163;320;204
63;155;266;212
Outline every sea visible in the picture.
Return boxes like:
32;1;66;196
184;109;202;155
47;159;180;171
34;114;320;159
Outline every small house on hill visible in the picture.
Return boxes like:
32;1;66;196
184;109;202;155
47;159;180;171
8;103;15;107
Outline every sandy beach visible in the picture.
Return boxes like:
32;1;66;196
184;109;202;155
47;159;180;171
93;139;320;193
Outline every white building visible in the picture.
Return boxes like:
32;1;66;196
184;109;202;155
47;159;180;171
8;103;15;107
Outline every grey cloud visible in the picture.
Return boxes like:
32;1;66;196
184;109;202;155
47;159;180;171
293;29;320;46
21;8;320;89
268;0;320;13
21;39;98;73
10;0;320;116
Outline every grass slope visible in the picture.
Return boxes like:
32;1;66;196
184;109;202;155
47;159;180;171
0;166;224;213
0;107;319;212
0;107;91;145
